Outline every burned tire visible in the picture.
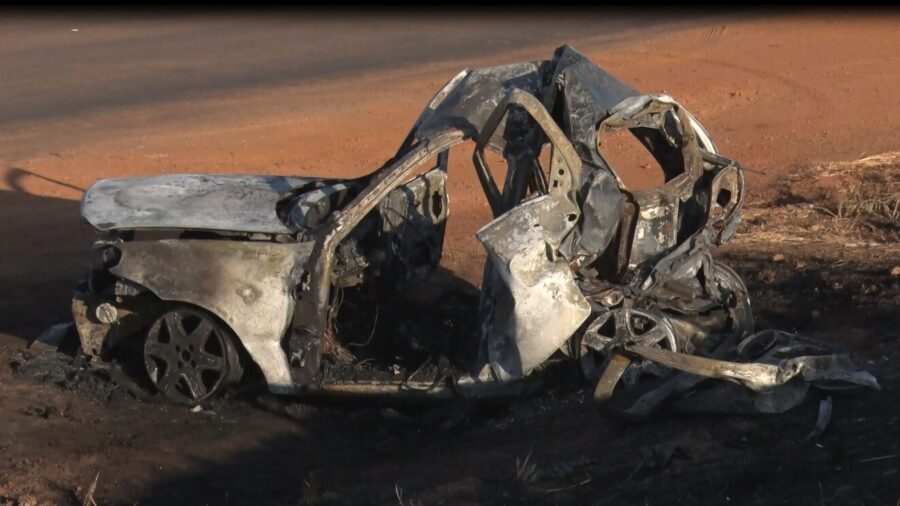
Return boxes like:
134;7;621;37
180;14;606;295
143;307;242;405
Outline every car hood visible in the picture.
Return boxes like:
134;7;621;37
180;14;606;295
81;174;322;234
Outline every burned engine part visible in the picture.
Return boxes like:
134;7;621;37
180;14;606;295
282;181;360;231
332;239;369;288
144;307;243;404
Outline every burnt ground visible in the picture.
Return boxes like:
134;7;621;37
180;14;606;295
1;161;899;506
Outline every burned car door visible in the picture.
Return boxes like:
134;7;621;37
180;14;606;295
473;90;592;381
477;195;591;380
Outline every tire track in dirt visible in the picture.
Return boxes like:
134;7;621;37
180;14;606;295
694;57;833;106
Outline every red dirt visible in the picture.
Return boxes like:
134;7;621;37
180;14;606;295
1;11;899;506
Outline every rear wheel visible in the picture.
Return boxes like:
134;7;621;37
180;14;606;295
577;307;678;385
143;307;242;404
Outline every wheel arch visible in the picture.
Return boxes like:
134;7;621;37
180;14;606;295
109;238;312;394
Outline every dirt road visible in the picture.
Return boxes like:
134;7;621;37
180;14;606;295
1;10;899;506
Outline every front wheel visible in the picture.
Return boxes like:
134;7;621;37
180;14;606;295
143;306;242;405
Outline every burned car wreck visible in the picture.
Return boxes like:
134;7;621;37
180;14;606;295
69;45;878;415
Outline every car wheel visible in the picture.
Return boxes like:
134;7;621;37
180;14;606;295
143;306;242;405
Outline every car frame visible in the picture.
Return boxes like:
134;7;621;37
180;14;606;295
69;45;876;413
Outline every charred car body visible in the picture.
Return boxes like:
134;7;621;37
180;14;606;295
71;46;877;414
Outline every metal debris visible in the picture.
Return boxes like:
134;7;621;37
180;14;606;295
806;397;833;440
64;44;876;414
29;322;74;352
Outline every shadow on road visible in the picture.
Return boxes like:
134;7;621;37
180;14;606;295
0;168;93;342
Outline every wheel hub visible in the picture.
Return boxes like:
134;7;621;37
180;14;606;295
143;308;236;404
578;307;678;386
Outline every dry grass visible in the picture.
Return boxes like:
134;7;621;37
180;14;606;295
737;152;900;248
514;450;542;486
817;152;900;223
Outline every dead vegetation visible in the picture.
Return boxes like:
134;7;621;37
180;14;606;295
737;152;900;248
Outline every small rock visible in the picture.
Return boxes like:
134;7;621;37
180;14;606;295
772;253;785;263
23;405;54;418
284;403;310;420
890;265;900;277
190;405;203;413
758;269;777;284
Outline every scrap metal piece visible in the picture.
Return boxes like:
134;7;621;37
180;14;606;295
626;342;880;393
626;344;799;392
72;290;112;357
669;377;812;415
282;181;358;231
593;352;631;404
477;194;591;380
620;371;709;417
806;397;833;440
30;322;75;353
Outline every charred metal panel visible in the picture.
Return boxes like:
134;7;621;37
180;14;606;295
707;161;745;244
402;45;638;162
477;194;591;380
82;174;317;234
553;47;640;168
628;191;680;271
110;240;313;393
409;62;546;149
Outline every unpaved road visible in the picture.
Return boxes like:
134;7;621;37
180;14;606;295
1;10;899;506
